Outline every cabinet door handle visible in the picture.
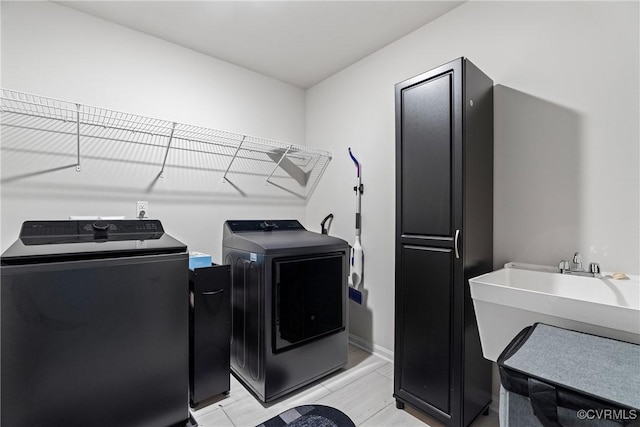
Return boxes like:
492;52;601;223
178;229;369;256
202;289;224;296
454;229;461;259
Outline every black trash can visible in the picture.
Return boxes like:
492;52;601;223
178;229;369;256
498;323;640;427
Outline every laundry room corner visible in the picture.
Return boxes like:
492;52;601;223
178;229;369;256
304;66;397;357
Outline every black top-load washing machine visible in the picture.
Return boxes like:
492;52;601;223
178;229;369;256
222;220;349;402
1;220;191;427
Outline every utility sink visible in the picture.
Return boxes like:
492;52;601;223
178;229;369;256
469;263;640;362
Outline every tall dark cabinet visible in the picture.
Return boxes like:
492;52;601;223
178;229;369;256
394;57;493;427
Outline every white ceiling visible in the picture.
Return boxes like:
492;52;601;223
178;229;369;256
56;1;464;89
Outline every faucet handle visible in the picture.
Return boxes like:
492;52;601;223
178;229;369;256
559;260;570;271
590;262;601;275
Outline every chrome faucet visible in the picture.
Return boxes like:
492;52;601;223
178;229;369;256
572;252;584;271
559;252;601;278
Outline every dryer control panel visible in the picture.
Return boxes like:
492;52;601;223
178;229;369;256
225;220;304;232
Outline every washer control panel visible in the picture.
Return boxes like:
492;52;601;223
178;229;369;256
19;220;164;245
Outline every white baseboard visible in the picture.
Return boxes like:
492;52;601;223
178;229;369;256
490;394;499;414
348;333;394;363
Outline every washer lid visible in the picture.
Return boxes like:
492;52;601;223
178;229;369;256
1;220;187;264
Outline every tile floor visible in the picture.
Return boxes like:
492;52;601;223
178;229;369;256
191;344;499;427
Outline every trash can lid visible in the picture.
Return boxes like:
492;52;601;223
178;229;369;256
500;323;640;410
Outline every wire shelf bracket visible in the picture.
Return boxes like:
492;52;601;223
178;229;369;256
266;147;311;187
159;122;177;178
222;135;246;183
265;144;293;186
75;103;81;172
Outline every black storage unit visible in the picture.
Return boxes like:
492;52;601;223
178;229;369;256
394;57;494;426
1;220;191;427
498;323;640;426
222;220;349;402
189;264;231;407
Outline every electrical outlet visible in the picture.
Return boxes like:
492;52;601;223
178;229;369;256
136;201;148;219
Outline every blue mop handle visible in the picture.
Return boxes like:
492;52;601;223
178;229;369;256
348;147;360;178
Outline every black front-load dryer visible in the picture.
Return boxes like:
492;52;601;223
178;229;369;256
222;220;349;402
1;220;190;427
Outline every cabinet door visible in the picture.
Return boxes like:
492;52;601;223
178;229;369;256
191;265;231;405
397;245;453;415
399;72;454;238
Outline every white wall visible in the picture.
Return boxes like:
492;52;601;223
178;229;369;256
1;1;308;260
306;0;639;365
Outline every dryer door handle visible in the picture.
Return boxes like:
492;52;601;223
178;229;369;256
202;289;224;296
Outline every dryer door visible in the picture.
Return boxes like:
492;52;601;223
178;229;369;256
273;252;344;353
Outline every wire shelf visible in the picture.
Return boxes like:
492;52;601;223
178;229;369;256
0;88;331;200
